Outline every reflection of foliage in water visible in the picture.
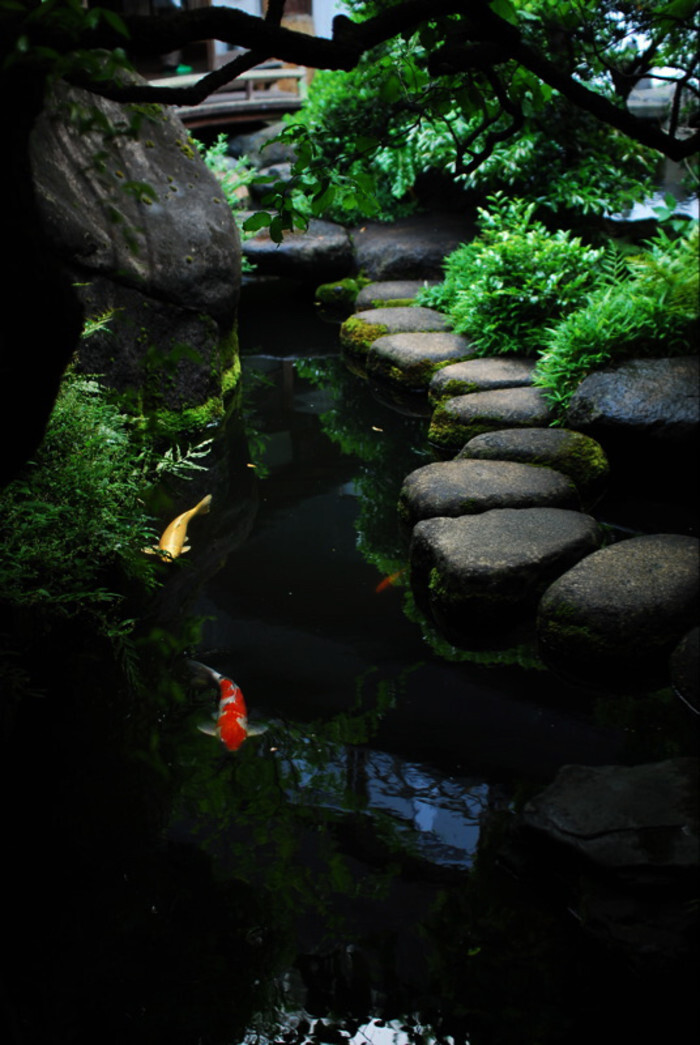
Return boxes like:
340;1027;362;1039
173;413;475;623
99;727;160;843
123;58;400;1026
295;357;545;670
172;669;411;950
295;356;427;577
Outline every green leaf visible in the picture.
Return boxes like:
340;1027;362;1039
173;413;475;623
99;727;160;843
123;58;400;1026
242;211;272;232
488;0;518;25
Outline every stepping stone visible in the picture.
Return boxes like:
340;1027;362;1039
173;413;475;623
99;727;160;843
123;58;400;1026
367;332;475;390
242;216;353;281
355;280;439;310
537;533;700;690
410;507;603;645
428;387;555;454
429;357;535;404
351;212;477;280
339;306;449;377
458;427;610;510
399;459;579;532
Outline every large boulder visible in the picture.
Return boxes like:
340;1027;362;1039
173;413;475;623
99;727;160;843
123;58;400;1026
566;356;700;501
31;77;241;421
410;507;603;645
537;534;700;690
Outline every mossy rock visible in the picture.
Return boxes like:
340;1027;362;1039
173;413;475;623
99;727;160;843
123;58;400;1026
355;280;439;311
410;507;603;648
537;533;700;691
458;427;610;510
399;459;580;535
429;387;555;454
340;306;450;378
367;331;475;390
314;277;363;316
429;357;536;405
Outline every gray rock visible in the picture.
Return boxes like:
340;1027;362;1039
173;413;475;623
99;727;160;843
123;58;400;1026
670;626;699;716
429;387;556;454
522;758;699;878
458;427;610;510
517;757;700;965
242;216;353;281
399;460;580;532
31;78;241;413
410;507;602;643
429;357;535;403
355;280;439;310
340;306;450;377
537;534;700;689
351;212;477;280
228;120;296;168
250;161;293;200
367;332;475;390
567;356;700;442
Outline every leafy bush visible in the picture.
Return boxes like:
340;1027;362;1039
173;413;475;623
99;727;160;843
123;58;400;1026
417;194;604;356
280;23;656;225
534;222;700;410
0;371;158;625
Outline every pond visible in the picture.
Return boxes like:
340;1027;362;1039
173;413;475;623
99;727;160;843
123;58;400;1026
163;277;693;1044
4;276;694;1045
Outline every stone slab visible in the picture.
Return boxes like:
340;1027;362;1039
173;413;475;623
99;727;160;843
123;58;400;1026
367;332;475;389
429;387;556;453
429;357;535;403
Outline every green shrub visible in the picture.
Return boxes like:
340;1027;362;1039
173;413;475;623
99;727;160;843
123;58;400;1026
0;370;159;625
534;222;700;411
418;194;604;356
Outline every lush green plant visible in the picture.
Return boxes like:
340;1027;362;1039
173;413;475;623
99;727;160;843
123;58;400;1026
275;4;659;227
417;193;604;356
534;221;700;411
195;133;257;270
0;353;216;637
0;370;158;622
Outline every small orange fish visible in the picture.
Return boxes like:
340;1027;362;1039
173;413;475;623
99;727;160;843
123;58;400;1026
375;569;406;594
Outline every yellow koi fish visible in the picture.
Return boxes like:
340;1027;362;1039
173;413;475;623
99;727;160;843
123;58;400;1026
144;494;212;561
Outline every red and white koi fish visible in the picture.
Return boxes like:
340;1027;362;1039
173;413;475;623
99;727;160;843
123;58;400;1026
188;660;264;751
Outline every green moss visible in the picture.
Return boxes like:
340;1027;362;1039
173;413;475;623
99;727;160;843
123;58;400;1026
315;278;361;310
339;315;388;353
371;297;415;308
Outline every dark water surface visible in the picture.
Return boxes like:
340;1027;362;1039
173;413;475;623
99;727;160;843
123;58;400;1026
169;278;692;1043
5;278;694;1045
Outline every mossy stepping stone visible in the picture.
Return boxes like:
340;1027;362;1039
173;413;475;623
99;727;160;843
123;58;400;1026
410;507;603;645
399;459;579;532
429;387;555;454
355;280;439;310
429;357;535;404
367;332;475;390
458;427;610;510
340;306;449;378
537;533;700;690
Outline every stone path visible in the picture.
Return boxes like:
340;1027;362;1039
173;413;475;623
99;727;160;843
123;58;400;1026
332;276;700;696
